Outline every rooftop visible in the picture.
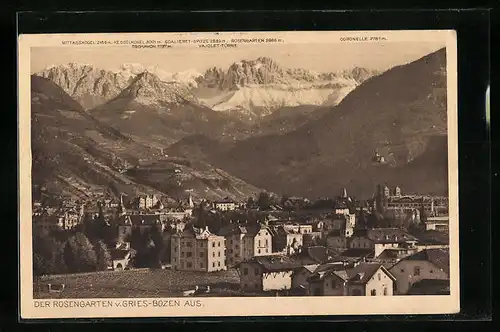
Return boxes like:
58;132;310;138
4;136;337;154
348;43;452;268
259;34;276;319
407;279;450;295
238;255;304;272
353;228;418;244
401;248;450;275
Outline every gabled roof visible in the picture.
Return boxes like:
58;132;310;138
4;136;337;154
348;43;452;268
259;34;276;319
110;249;130;260
339;248;375;259
126;214;161;226
407;279;450;295
346;263;396;284
396;248;450;275
236;255;304;272
294;246;337;264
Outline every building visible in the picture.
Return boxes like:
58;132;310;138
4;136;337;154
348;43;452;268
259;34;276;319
33;205;84;231
326;229;348;250
213;199;237;211
236;255;304;292
424;216;449;231
108;248;132;271
348;228;418;257
389;248;450;295
291;264;320;292
308;262;396;296
218;222;273;267
117;214;162;242
303;231;323;248
135;195;160;210
171;225;226;272
407;279;450;295
374;185;448;216
271;225;304;255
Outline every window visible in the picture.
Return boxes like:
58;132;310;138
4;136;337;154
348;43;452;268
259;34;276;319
258;240;261;246
213;252;215;257
243;268;248;275
265;239;268;246
200;263;204;268
258;249;261;254
218;262;221;267
413;266;421;276
218;251;221;257
213;262;215;267
430;270;434;274
200;252;204;258
265;249;268;253
378;273;381;281
400;268;405;273
181;252;185;257
218;241;221;247
370;289;376;296
255;268;259;275
200;242;203;247
212;242;215;248
187;262;192;268
187;252;192;258
331;281;336;289
383;287;388;296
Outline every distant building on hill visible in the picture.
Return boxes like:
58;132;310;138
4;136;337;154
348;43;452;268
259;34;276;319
213;198;237;211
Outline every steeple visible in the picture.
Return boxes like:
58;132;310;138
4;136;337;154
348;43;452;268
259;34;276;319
341;187;348;199
118;193;127;216
188;193;194;209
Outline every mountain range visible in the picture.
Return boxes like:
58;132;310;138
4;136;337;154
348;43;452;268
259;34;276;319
204;48;449;199
31;75;262;202
32;49;448;201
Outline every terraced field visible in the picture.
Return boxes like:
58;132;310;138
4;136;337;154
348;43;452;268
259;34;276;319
34;268;240;299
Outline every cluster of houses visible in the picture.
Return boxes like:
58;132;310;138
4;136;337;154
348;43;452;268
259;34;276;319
236;246;450;296
32;186;451;296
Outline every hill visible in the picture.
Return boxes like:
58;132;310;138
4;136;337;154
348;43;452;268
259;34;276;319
31;75;263;202
89;72;250;147
208;48;449;199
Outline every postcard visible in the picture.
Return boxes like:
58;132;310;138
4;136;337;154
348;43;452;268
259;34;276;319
18;30;459;319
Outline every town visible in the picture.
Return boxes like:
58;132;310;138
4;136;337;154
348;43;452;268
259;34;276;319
32;185;450;298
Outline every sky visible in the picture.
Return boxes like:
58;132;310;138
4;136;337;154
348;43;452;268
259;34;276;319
31;41;446;74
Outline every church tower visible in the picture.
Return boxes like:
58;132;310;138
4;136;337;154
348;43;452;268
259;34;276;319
340;187;348;199
188;193;194;209
118;194;127;216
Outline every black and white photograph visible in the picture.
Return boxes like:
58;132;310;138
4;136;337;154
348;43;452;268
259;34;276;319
18;30;459;318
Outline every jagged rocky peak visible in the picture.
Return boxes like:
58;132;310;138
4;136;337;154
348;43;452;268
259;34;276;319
36;63;133;109
117;70;198;105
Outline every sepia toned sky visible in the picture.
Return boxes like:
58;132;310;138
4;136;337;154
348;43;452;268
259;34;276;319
31;41;446;74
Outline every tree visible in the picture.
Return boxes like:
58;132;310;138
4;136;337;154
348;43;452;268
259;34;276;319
246;196;255;209
94;239;112;271
32;229;67;276
257;191;272;211
64;232;98;273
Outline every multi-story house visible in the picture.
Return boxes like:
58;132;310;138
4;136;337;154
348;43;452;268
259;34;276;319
219;222;273;267
236;255;304;293
389;248;450;295
137;195;159;210
271;225;304;255
348;228;418;257
213;199;237;211
171;225;226;272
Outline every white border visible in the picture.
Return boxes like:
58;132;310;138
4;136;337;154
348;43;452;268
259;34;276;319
18;30;459;319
